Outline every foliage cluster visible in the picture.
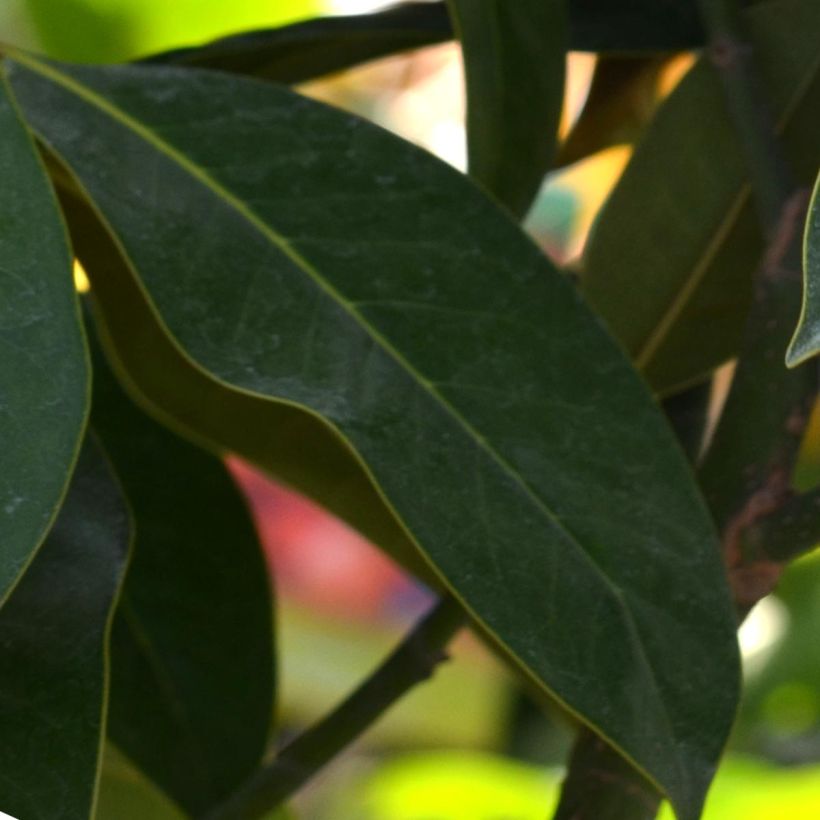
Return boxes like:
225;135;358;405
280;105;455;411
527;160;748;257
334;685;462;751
2;1;820;819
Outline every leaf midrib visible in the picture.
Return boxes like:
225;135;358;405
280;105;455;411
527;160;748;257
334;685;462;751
15;54;682;772
634;47;820;371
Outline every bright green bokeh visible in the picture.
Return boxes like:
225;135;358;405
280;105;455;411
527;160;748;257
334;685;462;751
23;0;321;62
335;752;820;820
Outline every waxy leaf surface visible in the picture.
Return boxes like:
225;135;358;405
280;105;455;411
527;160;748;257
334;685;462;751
582;0;820;394
0;72;87;603
11;58;739;819
90;329;275;815
787;172;820;366
0;440;131;820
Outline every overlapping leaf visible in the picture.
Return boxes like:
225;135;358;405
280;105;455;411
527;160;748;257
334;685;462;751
0;71;88;604
787;172;820;366
146;0;709;83
89;328;275;815
145;3;452;83
57;184;429;580
10;57;739;819
0;440;131;820
581;0;820;394
446;0;566;218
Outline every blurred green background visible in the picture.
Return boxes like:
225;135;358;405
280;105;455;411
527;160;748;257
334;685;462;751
2;1;820;817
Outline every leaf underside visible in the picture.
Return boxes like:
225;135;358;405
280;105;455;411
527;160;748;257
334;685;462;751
582;0;820;395
9;57;739;819
90;327;275;816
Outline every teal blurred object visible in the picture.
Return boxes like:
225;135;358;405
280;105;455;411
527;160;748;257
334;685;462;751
19;0;321;62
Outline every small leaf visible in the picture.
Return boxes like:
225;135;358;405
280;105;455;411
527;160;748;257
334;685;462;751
0;70;88;604
786;171;820;366
0;439;131;820
582;0;820;394
447;0;566;217
144;3;453;84
89;325;275;816
11;58;739;819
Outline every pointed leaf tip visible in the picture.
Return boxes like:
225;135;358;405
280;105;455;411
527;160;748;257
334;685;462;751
786;172;820;367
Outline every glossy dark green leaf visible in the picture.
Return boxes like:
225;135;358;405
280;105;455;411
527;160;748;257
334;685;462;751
446;0;566;218
582;0;820;395
0;439;131;820
89;324;275;816
786;171;820;366
144;3;452;84
0;70;88;604
11;57;739;819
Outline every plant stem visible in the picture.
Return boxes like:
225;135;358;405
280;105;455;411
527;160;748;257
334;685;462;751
202;595;466;820
742;486;820;563
696;0;794;234
551;727;661;820
695;0;816;614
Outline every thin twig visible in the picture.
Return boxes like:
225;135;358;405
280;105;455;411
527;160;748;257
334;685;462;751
695;0;816;613
201;595;466;820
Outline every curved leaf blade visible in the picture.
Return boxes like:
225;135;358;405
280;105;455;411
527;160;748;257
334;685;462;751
582;0;820;394
144;3;453;84
0;439;131;820
89;324;276;814
786;171;820;366
11;59;740;819
57;184;431;582
0;71;88;603
447;0;566;218
144;0;709;83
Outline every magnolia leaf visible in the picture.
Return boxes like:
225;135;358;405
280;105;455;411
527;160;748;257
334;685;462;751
144;3;452;83
0;70;87;604
582;0;820;394
447;0;566;218
147;0;709;83
0;440;131;820
11;57;739;820
90;327;276;815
